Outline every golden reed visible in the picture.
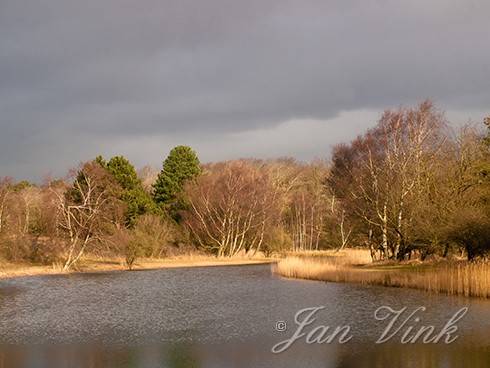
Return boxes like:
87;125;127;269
273;250;490;298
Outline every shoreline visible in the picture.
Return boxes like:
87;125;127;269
0;256;275;281
273;254;490;299
4;250;489;300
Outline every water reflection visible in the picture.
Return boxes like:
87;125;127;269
0;265;489;367
1;342;489;368
336;344;490;368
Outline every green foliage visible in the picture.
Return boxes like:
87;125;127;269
103;155;158;226
122;188;159;226
153;145;201;214
106;156;141;191
95;155;107;167
67;161;121;205
11;180;33;192
78;155;159;227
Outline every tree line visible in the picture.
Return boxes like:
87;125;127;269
0;101;488;269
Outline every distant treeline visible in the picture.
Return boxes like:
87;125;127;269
0;101;489;269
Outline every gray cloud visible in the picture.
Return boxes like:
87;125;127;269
1;0;489;180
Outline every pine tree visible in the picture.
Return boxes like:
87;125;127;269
106;156;141;191
152;146;201;212
106;156;158;225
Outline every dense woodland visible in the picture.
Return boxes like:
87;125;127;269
0;101;489;269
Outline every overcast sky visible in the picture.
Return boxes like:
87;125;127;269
1;0;489;180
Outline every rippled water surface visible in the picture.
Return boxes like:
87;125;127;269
0;264;489;367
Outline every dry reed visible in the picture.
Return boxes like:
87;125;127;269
273;251;490;298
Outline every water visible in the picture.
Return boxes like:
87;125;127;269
0;264;489;367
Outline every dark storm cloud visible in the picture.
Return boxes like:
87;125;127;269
1;0;489;179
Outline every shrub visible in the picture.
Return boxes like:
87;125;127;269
132;214;176;257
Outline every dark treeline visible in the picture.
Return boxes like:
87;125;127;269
0;101;489;269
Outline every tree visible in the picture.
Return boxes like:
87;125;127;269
152;146;201;216
131;214;175;258
53;161;123;270
106;156;141;191
482;117;490;180
261;226;293;257
325;194;354;252
284;162;329;251
183;160;278;257
104;155;158;226
407;125;485;258
450;118;490;259
484;117;490;146
138;165;159;192
124;238;143;270
328;101;447;260
0;177;13;235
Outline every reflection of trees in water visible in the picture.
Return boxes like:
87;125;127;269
0;344;201;368
336;344;490;368
0;342;489;367
166;344;200;368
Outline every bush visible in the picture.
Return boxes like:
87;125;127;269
0;235;61;264
448;214;490;260
0;235;32;262
132;214;176;257
262;227;293;257
125;239;143;270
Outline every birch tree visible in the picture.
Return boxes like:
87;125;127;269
184;160;278;257
0;178;13;236
285;162;329;251
328;101;446;259
52;162;122;270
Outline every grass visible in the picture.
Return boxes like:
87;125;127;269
0;254;274;280
273;249;490;298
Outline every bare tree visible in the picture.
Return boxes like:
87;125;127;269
285;162;329;251
184;160;278;257
328;101;447;259
51;163;121;270
138;165;159;192
0;177;13;235
329;195;352;252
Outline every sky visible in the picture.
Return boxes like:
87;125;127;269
1;0;489;181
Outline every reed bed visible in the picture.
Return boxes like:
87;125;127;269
273;252;490;298
285;248;374;265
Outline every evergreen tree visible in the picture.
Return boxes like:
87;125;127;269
106;156;141;191
153;146;201;213
105;156;158;226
